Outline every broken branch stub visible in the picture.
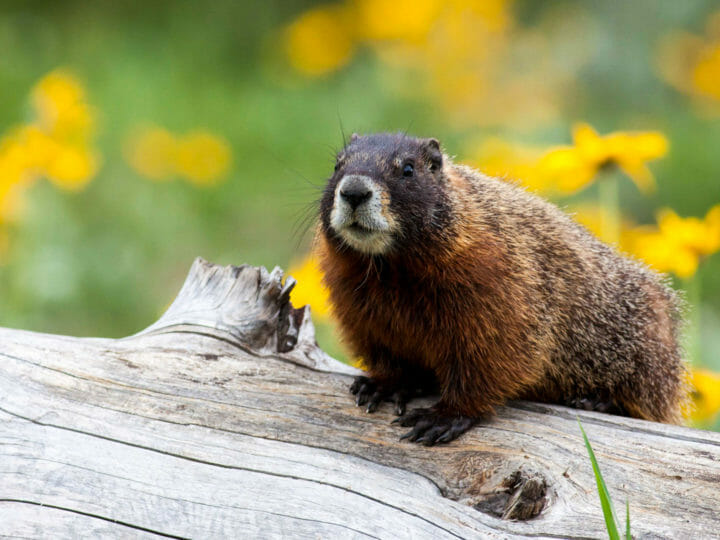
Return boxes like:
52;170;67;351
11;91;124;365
137;257;359;375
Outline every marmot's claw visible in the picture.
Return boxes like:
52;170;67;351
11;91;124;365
393;392;407;416
349;376;371;395
350;376;374;407
395;407;430;426
398;407;476;446
349;376;413;415
366;391;384;413
350;376;386;411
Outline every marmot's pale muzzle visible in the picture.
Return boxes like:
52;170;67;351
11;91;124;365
329;174;396;255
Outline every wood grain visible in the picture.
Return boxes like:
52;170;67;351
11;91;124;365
1;258;719;539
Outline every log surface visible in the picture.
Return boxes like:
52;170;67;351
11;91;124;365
1;258;719;539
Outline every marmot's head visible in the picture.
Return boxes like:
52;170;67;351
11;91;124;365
320;133;449;256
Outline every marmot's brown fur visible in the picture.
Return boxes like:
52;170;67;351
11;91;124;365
316;132;688;445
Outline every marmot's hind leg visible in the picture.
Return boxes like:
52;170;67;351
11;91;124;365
565;395;629;416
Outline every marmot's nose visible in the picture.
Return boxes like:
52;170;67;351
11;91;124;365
340;188;371;209
339;178;373;210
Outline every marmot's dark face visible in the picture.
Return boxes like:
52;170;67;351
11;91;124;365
320;133;447;256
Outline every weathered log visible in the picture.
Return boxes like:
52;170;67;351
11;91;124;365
1;258;719;539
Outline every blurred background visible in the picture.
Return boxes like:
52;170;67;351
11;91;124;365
1;0;719;427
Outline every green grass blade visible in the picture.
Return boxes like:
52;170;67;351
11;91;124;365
578;418;620;540
625;499;631;540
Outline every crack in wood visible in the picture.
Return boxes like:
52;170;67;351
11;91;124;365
0;407;467;539
0;499;189;539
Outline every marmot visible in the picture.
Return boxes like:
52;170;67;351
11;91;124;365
316;132;688;445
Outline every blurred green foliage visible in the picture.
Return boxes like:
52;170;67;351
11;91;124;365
0;1;719;423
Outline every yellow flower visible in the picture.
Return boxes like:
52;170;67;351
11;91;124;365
282;0;513;84
692;43;720;101
0;68;99;261
352;357;368;371
535;146;591;194
658;206;720;257
625;205;720;278
31;71;99;190
657;11;720;104
355;0;441;42
287;253;331;321
537;123;668;194
15;126;56;170
125;126;231;185
3;124;98;191
44;145;99;191
0;137;30;228
655;31;703;96
32;71;85;124
0;69;99;194
625;228;696;278
0;178;27;224
0;135;32;187
175;131;232;185
571;204;635;245
466;0;512;33
469;137;550;192
32;70;95;144
0;138;33;222
284;4;355;76
124;127;178;181
280;0;577;132
690;368;720;424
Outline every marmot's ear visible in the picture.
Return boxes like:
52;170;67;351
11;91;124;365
350;133;360;142
426;138;443;173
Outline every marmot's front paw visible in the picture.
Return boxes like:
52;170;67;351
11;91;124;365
350;376;411;415
394;407;476;446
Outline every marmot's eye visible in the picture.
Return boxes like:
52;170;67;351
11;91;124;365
402;163;414;177
334;161;341;172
